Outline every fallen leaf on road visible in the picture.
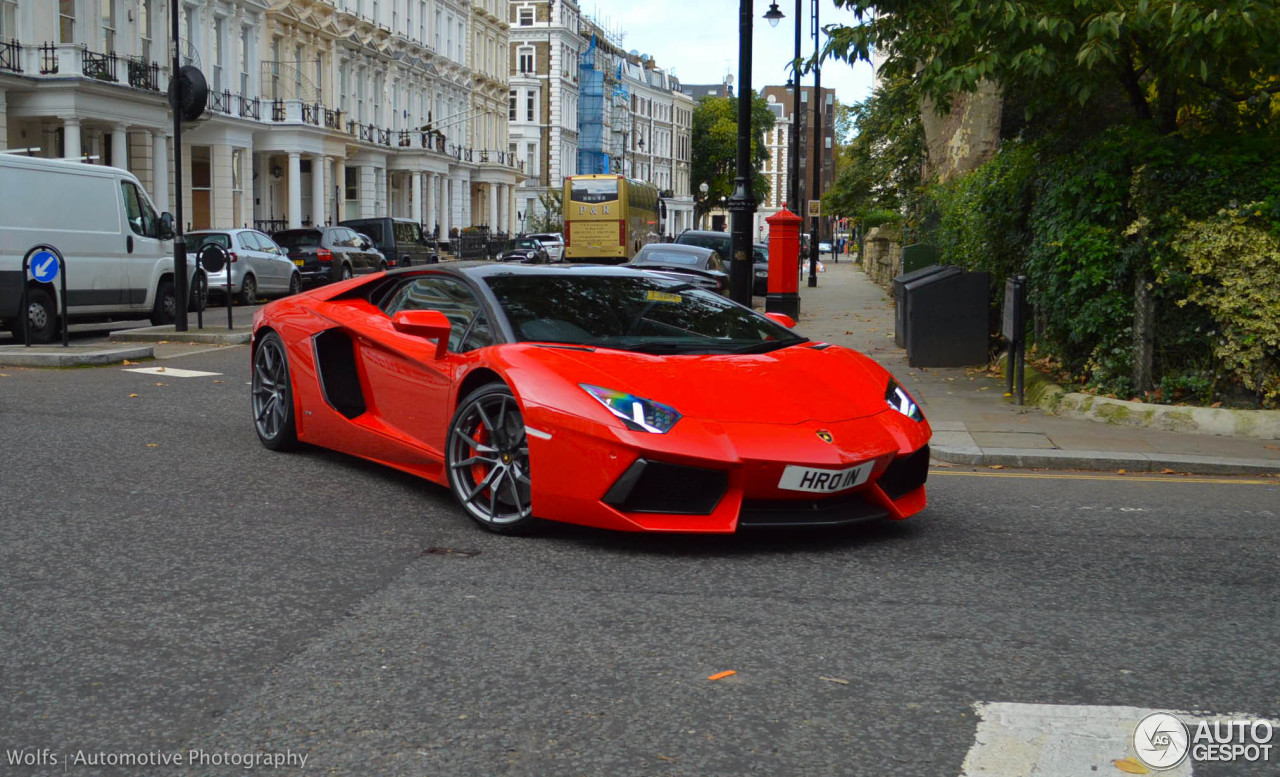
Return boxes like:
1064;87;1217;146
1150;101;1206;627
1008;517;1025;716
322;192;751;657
819;676;850;685
146;443;158;448
128;393;139;398
214;380;225;384
155;382;166;386
1112;757;1150;774
657;755;677;762
1117;469;1127;474
0;373;8;378
989;464;1005;469
708;671;737;681
1210;401;1222;408
1266;445;1279;451
155;366;166;372
1003;392;1013;397
1161;468;1176;474
121;360;136;365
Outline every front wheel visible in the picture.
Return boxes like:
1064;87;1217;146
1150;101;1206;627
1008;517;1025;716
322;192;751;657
251;331;299;451
446;383;535;534
150;278;176;326
16;287;58;343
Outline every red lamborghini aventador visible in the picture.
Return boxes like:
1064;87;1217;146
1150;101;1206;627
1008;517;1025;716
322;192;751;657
250;264;932;533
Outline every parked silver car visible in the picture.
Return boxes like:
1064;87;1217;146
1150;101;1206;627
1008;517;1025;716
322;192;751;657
185;229;301;304
528;232;565;262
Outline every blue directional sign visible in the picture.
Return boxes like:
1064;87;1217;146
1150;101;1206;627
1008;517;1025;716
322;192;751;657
29;249;59;283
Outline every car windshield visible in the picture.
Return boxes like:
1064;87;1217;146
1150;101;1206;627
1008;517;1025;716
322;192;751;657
485;274;806;354
634;250;705;267
185;233;230;252
273;230;322;248
678;234;730;253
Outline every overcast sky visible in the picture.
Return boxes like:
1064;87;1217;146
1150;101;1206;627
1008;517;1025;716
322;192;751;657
579;0;876;106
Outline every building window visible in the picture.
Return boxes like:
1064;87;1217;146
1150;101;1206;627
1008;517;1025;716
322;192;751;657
509;90;516;121
211;16;225;92
517;46;534;74
59;0;75;43
240;27;251;94
518;6;533;25
526;90;535;122
101;0;116;51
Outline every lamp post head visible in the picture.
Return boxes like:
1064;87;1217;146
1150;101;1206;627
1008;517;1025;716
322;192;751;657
763;2;784;27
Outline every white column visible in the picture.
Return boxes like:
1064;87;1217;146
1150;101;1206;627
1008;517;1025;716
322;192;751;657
63;118;82;161
508;184;516;234
287;152;302;228
153;133;170;212
439;175;451;239
111;124;129;171
425;173;437;235
310;154;325;226
411;172;422;225
488;182;498;231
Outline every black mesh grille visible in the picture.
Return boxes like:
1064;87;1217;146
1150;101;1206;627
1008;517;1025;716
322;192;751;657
603;460;728;515
739;491;886;528
877;444;930;500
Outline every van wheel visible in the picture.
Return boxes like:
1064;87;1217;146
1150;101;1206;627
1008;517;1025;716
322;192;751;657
150;279;176;326
18;288;59;343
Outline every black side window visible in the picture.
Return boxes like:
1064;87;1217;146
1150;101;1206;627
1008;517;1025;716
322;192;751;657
121;181;157;238
383;276;494;353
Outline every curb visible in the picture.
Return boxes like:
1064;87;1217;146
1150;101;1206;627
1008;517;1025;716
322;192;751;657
1002;355;1280;440
932;444;1280;476
0;345;154;367
110;325;252;345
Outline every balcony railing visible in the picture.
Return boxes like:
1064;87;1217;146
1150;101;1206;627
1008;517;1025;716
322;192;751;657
81;47;117;82
39;42;58;74
125;56;160;91
0;39;21;73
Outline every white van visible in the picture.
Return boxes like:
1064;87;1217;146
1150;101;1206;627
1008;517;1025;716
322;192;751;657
0;154;204;342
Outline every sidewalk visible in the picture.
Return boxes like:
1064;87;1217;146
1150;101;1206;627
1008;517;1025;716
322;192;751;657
792;258;1280;476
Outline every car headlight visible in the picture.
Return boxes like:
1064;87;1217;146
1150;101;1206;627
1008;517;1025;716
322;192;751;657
885;380;924;421
581;384;682;433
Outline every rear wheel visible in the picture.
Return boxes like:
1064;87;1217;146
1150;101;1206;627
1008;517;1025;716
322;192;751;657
287;273;302;296
341;263;353;280
446;383;535;534
16;287;58;343
238;274;258;306
251;331;299;451
150;278;176;326
190;272;208;313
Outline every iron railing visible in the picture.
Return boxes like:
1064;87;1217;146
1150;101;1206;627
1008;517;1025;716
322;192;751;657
271;99;285;122
126;57;160;91
254;219;288;234
323;108;343;130
39;42;58;74
0;39;21;73
240;96;260;120
81;47;117;82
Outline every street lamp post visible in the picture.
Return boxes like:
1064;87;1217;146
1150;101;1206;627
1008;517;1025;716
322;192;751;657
806;0;822;288
698;181;709;229
726;0;756;306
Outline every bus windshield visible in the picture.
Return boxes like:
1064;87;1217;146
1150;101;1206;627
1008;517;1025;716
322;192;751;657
570;178;618;204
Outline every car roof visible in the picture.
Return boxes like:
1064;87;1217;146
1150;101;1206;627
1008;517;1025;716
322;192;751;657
636;243;715;258
388;262;663;282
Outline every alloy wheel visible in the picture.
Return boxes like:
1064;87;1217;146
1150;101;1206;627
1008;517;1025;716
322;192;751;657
446;387;532;530
251;333;296;448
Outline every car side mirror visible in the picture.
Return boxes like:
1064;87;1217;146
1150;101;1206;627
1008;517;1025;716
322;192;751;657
392;310;451;358
158;212;175;241
764;312;796;329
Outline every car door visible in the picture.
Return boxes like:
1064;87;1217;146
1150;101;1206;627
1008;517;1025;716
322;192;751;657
254;232;289;292
356;275;494;460
120;179;162;309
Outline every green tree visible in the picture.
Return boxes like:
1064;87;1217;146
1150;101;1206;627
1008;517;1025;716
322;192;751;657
823;0;1280;135
691;91;777;224
527;189;563;234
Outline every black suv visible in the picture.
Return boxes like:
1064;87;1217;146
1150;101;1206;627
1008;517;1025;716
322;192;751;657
273;226;386;285
674;230;769;295
340;217;439;267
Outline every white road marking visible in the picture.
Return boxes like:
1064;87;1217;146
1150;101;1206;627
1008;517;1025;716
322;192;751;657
123;367;222;378
961;702;1277;776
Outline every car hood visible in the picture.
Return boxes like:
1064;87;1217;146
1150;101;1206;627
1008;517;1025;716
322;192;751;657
518;342;889;424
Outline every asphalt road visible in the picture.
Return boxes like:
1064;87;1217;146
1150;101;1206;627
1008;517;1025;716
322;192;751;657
1;346;1277;776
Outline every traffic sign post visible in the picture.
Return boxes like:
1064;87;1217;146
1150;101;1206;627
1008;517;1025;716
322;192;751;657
20;244;69;348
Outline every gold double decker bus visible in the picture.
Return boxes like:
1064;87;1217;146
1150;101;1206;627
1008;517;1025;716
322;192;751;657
563;175;663;263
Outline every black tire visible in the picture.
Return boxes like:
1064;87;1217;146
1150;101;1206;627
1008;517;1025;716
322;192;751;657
251;331;299;451
190;272;208;313
238;274;258;306
340;263;353;281
401;255;412;267
445;383;535;534
18;287;59;343
150;278;176;326
378;261;388;273
287;273;302;296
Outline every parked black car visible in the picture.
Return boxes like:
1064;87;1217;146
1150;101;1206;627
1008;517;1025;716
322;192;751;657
499;237;551;264
627;243;728;295
339;217;439;267
272;226;386;285
674;230;770;295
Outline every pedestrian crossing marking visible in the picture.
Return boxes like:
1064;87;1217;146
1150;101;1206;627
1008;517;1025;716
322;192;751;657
123;367;222;378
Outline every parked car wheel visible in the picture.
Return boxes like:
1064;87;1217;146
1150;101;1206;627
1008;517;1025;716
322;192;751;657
378;261;388;272
339;263;353;281
287;273;302;296
251;331;299;451
190;271;208;313
16;287;58;343
445;383;535;534
150;278;176;326
238;274;258;306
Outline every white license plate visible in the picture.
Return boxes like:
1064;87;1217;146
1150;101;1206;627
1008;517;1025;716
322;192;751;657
778;462;874;494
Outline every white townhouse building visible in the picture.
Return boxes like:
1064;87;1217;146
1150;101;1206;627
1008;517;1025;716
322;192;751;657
0;0;521;241
615;52;693;237
506;0;582;233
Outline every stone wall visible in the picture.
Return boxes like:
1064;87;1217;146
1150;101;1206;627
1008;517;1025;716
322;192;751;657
862;226;902;288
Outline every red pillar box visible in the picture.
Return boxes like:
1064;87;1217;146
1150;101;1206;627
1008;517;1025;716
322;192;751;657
765;207;803;319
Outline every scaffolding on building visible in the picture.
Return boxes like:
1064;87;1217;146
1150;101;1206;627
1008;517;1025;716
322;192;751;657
577;35;608;175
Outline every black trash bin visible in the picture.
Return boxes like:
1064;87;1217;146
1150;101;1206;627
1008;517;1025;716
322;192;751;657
904;270;990;367
894;265;959;347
